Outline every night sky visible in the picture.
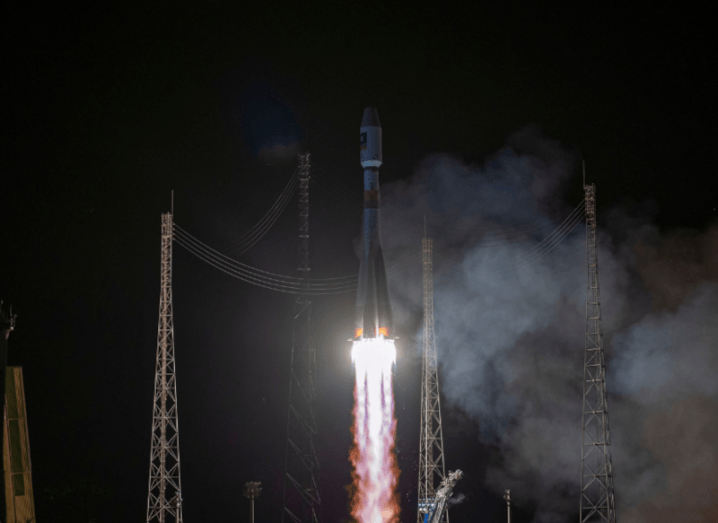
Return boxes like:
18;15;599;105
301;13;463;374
2;2;716;522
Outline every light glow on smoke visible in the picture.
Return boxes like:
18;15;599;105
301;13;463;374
349;338;400;523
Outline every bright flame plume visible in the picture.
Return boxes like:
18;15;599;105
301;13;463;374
349;338;400;523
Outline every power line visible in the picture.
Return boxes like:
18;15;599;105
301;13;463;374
176;225;357;284
173;173;587;293
173;226;357;294
174;242;357;294
509;200;586;269
175;189;585;288
314;173;585;249
514;210;585;268
227;166;301;254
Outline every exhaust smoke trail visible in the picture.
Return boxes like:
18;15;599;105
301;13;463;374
349;338;400;523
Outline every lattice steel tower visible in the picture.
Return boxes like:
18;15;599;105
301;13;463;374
282;154;321;523
147;211;184;523
580;180;616;523
417;228;448;523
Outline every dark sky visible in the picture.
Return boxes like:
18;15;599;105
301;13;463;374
2;2;716;522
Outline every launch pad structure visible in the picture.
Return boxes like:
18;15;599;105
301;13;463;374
282;154;322;523
417;228;448;523
139;111;621;523
579;179;617;523
146;211;184;523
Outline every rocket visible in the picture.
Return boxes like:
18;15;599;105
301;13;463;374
354;107;393;340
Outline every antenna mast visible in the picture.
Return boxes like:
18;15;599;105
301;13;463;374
147;212;183;523
580;179;616;522
282;153;321;523
418;226;448;523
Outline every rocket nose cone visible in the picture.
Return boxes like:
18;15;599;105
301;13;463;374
361;107;381;128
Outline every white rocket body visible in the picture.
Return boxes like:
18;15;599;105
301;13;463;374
355;107;392;340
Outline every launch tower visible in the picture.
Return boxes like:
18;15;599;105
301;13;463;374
282;154;321;523
147;212;184;523
417;229;448;523
580;180;616;523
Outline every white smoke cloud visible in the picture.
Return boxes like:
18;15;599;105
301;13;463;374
380;126;718;522
448;493;466;506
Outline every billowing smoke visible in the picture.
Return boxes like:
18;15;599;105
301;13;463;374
379;126;718;522
448;493;466;506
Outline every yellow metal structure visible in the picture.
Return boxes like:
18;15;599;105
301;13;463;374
3;366;36;523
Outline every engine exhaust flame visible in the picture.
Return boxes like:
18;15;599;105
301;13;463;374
349;338;400;523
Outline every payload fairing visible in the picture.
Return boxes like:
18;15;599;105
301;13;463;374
354;107;393;340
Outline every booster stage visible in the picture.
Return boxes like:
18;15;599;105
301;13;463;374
355;107;393;340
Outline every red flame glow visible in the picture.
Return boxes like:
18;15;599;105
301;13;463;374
349;338;401;523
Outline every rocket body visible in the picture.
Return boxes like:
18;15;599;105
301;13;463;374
355;107;393;340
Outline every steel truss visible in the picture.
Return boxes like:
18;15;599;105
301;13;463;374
580;183;616;523
282;154;321;523
147;212;183;523
418;231;448;523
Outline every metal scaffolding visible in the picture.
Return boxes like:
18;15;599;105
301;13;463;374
580;181;616;523
282;154;321;523
417;228;448;523
147;212;183;523
427;470;462;523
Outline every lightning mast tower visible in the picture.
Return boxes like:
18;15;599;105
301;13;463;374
147;211;183;523
580;173;616;523
282;154;321;523
417;226;448;523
